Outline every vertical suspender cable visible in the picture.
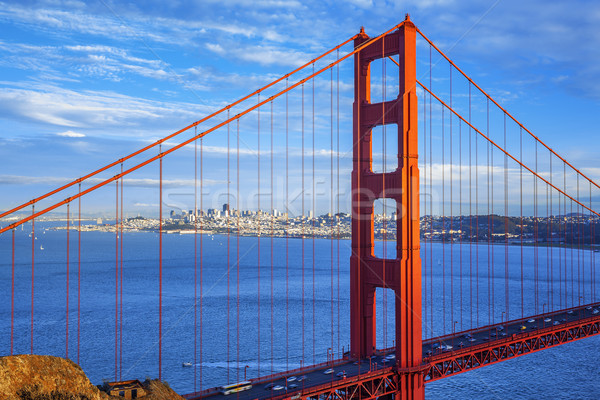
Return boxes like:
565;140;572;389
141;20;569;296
301;83;305;364
580;177;584;304
31;205;35;354
442;104;446;333
429;45;434;336
590;181;594;303
336;51;341;354
469;84;473;329
449;64;453;334
558;163;562;308
78;184;81;365
459;118;463;331
486;99;491;326
67;202;70;359
520;128;524;318
200;138;204;390
571;177;574;307
504;113;508;319
236;120;241;381
548;155;552;310
270;100;274;376
159;146;163;381
565;163;569;307
11;229;15;355
533;141;539;315
257;94;261;377
475;93;479;328
284;80;291;370
120;164;124;380
227;111;231;384
330;65;334;353
115;180;119;376
382;44;387;348
578;175;582;304
551;157;556;309
194;126;198;393
312;63;316;364
546;179;549;310
285;80;289;371
490;100;494;324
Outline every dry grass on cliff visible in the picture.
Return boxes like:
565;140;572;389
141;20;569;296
0;355;183;400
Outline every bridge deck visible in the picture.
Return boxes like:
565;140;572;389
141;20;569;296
186;302;600;400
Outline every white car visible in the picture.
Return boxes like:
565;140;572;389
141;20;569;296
593;309;599;314
544;318;552;322
324;368;334;375
527;319;535;323
286;376;297;382
273;385;285;391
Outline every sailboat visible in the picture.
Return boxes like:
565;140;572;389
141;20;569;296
40;245;44;250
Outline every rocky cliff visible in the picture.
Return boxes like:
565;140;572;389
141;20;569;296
0;355;183;400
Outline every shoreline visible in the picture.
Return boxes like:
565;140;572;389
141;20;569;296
48;224;600;251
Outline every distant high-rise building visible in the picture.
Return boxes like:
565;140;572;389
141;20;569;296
223;203;230;213
170;210;176;218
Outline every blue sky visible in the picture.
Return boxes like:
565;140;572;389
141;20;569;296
1;0;600;218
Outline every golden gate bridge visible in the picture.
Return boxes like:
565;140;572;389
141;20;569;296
2;15;600;399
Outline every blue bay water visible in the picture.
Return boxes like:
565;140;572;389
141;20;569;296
0;223;599;398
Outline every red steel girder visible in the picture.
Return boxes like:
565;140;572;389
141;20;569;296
423;314;600;382
301;371;398;400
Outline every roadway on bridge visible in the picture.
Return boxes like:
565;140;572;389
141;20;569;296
191;302;600;400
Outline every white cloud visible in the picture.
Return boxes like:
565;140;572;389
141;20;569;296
347;0;373;8
0;83;213;134
57;130;85;137
205;43;225;55
0;174;223;188
206;43;311;67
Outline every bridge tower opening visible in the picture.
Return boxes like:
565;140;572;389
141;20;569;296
350;15;424;399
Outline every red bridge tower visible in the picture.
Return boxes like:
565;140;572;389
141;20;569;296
350;15;423;399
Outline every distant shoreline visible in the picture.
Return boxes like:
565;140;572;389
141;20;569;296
49;224;600;252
